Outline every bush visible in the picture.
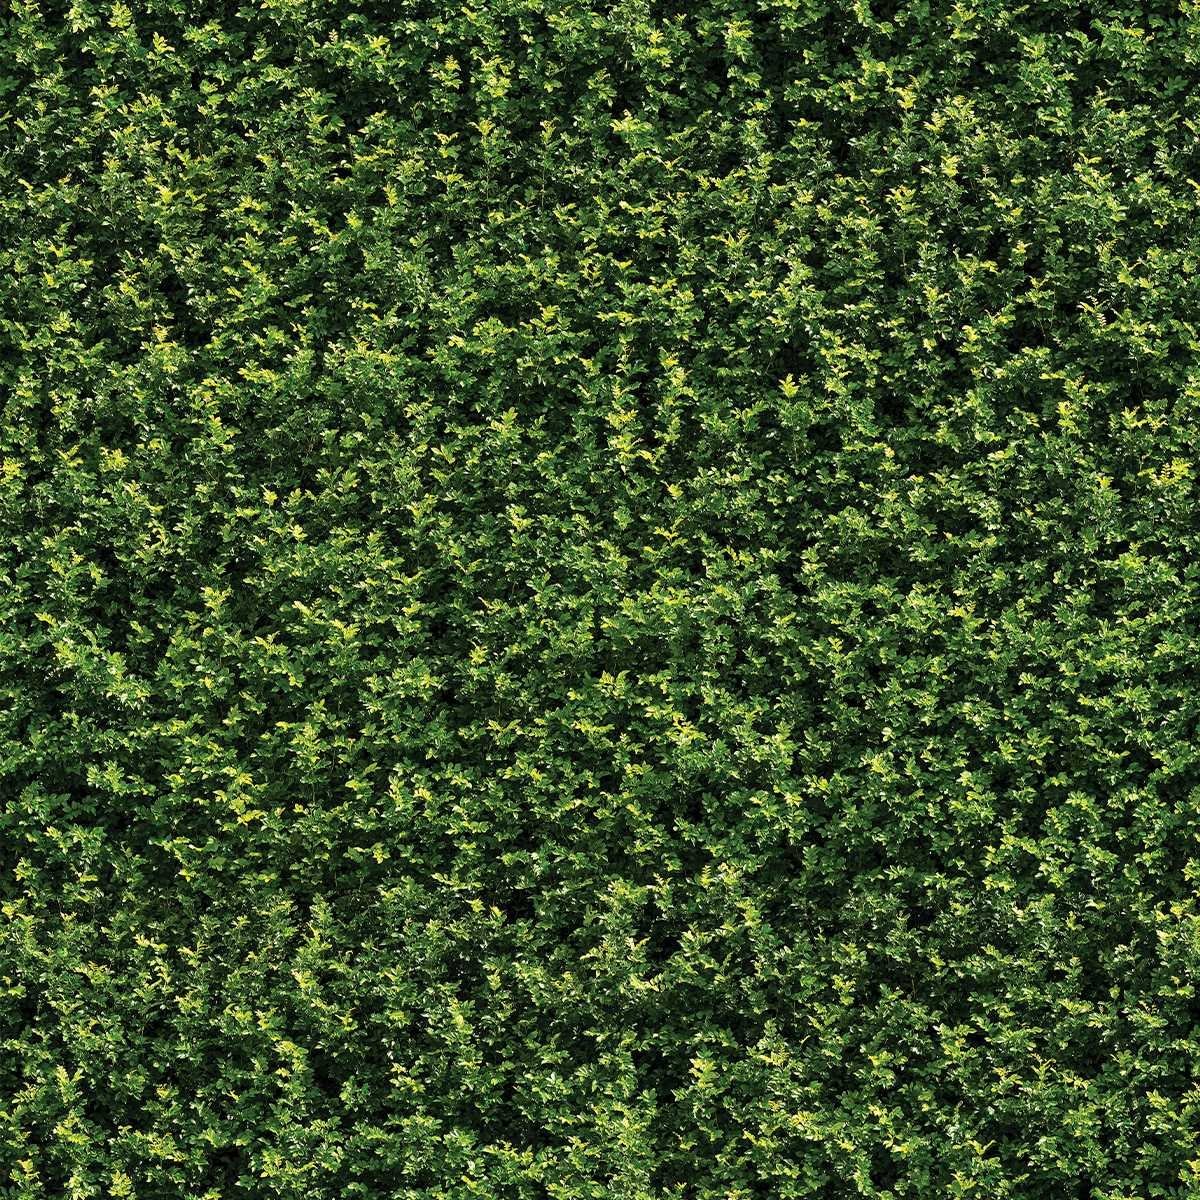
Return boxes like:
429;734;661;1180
4;2;1200;1197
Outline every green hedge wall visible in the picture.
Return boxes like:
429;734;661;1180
5;1;1200;1197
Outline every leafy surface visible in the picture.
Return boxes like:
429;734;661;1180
4;2;1200;1197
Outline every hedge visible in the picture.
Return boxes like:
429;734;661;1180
4;1;1200;1197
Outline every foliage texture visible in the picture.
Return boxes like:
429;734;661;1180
5;1;1200;1197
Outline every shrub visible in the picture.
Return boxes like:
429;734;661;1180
4;2;1200;1197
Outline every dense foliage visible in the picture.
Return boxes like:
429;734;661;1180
4;1;1200;1196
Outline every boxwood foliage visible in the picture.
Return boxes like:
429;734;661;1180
4;0;1200;1197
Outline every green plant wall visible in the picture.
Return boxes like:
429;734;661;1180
4;1;1200;1197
